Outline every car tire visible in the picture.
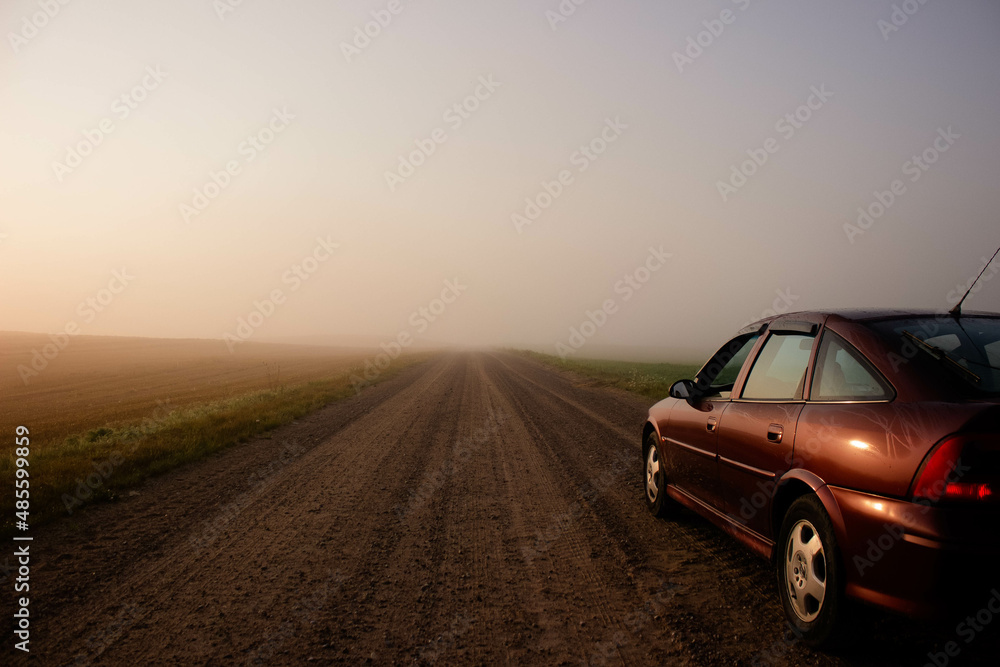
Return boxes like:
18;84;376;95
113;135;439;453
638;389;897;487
643;432;673;517
776;495;849;649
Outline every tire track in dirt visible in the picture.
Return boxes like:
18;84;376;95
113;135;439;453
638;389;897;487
482;353;696;665
26;355;463;664
9;351;999;666
309;354;472;662
479;359;642;664
485;352;784;664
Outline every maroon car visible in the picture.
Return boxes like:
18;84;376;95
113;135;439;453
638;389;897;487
642;309;1000;646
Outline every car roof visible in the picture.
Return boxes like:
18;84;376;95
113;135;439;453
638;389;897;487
743;308;1000;331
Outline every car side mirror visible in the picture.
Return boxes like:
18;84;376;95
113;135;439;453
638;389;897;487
669;379;697;400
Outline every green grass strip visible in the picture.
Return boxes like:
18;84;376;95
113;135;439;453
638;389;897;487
1;355;427;536
515;350;700;402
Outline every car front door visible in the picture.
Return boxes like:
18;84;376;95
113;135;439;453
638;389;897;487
663;332;761;510
717;320;819;540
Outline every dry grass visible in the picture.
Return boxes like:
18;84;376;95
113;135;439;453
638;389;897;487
1;332;427;534
1;332;378;448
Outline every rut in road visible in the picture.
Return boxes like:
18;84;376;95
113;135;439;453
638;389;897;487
11;352;991;666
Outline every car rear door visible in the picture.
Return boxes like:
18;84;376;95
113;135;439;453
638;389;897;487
717;319;820;540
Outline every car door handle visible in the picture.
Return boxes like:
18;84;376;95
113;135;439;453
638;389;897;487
767;423;783;443
706;417;718;432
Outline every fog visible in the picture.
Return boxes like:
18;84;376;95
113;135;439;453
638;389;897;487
2;0;999;362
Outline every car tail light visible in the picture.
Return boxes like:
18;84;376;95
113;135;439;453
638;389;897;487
943;482;993;500
910;434;1000;504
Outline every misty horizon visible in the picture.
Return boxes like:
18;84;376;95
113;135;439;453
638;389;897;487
3;0;1000;363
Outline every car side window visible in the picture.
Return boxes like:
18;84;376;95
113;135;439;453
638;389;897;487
987;340;1000;367
696;334;759;399
741;333;815;401
810;332;892;401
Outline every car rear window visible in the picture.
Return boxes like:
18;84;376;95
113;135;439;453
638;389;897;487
866;316;1000;394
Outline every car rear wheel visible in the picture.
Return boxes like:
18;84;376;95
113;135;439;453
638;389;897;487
644;432;673;517
776;495;848;648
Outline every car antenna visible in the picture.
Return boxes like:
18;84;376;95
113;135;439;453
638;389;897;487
949;243;1000;319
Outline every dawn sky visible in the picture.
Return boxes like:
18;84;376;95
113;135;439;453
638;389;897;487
2;0;999;360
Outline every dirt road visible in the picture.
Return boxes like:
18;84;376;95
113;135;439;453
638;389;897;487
7;352;999;665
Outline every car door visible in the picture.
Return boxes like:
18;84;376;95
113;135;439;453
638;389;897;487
664;332;761;510
717;320;819;539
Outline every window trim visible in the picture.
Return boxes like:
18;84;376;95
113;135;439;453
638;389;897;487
806;329;897;403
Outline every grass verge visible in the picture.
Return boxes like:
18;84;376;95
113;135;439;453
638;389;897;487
516;350;700;401
1;354;429;536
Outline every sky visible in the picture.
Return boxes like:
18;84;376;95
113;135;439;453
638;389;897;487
2;0;999;361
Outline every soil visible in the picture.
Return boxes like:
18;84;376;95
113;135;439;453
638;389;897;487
6;352;998;665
